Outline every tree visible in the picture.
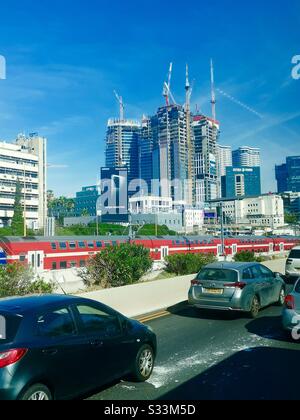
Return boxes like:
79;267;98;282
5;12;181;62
81;209;90;217
165;253;217;276
285;213;298;225
80;243;153;289
11;180;25;236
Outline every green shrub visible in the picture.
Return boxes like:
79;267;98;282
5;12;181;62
234;251;258;262
80;243;153;289
165;253;217;276
0;264;54;298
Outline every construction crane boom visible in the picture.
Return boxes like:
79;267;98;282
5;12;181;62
114;90;125;121
163;63;173;106
185;64;194;206
210;59;217;121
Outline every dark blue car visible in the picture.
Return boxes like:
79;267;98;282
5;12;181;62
0;295;157;400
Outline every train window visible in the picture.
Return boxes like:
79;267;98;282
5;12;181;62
79;260;86;268
88;242;94;248
52;262;57;270
70;261;77;268
59;242;67;250
60;261;67;270
19;255;26;262
96;242;102;248
69;242;76;249
51;243;57;250
78;242;86;248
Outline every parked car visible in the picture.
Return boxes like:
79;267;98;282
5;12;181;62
188;262;286;318
282;279;300;337
285;247;300;282
0;295;157;400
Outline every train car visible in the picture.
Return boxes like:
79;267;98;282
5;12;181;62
0;235;299;272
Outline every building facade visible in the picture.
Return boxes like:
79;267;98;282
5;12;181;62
100;167;129;223
276;156;300;193
0;134;47;229
193;115;220;205
129;196;173;214
105;119;140;185
281;191;300;221
75;185;100;217
232;146;261;168
217;144;232;177
210;194;284;228
222;167;261;198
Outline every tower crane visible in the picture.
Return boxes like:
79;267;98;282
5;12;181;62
114;90;125;121
185;64;194;205
210;59;217;122
113;90;125;166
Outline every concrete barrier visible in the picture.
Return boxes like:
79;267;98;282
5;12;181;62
78;259;287;319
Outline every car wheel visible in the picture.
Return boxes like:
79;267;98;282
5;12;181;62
19;384;53;401
276;288;286;306
131;344;155;382
248;295;260;319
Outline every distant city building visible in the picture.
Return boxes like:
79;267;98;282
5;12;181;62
129;196;173;214
138;116;153;195
105;119;140;186
222;167;261;198
232;146;261;168
0;133;47;229
276;156;300;193
281;191;300;221
217;144;232;177
209;194;284;228
100;167;129;223
75;185;100;217
151;104;194;204
193;115;220;204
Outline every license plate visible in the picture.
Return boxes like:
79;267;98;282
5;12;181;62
203;288;224;295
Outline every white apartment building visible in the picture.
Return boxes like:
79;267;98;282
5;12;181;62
221;194;284;228
217;144;232;177
129;196;173;214
0;134;47;229
182;208;204;233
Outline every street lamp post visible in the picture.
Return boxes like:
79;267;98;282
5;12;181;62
23;164;27;237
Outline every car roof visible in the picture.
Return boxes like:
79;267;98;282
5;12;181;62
0;294;80;315
204;262;260;271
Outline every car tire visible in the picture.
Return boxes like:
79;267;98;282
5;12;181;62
248;295;260;319
19;384;53;401
276;287;286;306
130;344;155;382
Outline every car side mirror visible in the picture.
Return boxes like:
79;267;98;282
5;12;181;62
274;272;281;278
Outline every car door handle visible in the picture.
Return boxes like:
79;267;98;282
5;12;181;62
42;348;58;356
90;339;104;348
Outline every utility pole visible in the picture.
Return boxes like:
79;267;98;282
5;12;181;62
185;64;194;206
220;201;225;256
23;164;27;237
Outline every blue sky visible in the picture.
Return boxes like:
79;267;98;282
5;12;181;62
0;0;299;196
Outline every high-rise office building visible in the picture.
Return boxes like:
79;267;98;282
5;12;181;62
232;146;261;168
151;104;194;204
138;116;153;196
0;133;47;229
193;115;220;204
75;185;100;217
105;119;140;186
100;167;129;223
276;156;300;193
222;167;261;198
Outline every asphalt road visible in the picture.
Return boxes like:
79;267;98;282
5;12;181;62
88;284;300;401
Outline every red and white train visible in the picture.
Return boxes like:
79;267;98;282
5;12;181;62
0;235;299;272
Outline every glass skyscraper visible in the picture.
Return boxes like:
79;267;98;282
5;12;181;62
222;167;261;198
276;156;300;193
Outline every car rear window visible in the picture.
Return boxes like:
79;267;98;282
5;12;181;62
197;269;238;282
289;250;300;259
0;313;22;344
295;281;300;294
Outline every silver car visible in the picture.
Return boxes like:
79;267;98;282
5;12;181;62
188;262;286;318
282;279;300;338
285;247;300;282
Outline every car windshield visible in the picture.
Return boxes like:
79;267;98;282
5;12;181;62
289;250;300;259
197;269;238;282
0;312;22;345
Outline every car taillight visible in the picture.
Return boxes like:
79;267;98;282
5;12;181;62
0;349;28;369
284;295;295;310
225;282;247;290
191;280;201;286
